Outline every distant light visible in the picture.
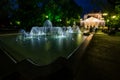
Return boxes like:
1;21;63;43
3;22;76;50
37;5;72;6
103;13;108;16
107;19;109;22
45;15;48;18
80;19;82;21
56;19;61;22
67;21;70;24
10;22;12;25
60;19;62;22
16;21;20;25
111;15;116;19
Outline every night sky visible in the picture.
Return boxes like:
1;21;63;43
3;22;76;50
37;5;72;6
74;0;108;16
10;0;105;12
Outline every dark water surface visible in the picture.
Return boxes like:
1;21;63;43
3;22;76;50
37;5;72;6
0;33;85;66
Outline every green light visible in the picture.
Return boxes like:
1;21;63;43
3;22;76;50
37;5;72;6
55;15;61;22
107;19;109;22
16;21;20;25
67;21;70;24
45;15;48;18
56;19;62;22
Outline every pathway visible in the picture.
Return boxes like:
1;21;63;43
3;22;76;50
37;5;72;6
74;31;120;80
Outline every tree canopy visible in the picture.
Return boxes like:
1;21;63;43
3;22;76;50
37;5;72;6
0;0;82;29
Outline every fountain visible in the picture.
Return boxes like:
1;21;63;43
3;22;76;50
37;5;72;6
0;19;85;66
17;20;81;41
0;18;88;80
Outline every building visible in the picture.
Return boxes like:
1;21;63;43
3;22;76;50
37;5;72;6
80;12;105;29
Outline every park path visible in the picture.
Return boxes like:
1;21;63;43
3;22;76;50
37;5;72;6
74;31;120;80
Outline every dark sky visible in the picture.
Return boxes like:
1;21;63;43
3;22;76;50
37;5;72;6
9;0;108;17
74;0;107;16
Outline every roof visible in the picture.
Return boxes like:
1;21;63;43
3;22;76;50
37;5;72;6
83;17;104;22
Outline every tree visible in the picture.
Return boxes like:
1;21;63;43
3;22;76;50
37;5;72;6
106;0;120;30
10;0;44;30
0;0;82;29
41;0;62;26
89;0;120;28
0;0;12;26
40;0;82;26
54;0;82;26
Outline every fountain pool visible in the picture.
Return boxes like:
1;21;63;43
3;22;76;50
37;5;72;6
0;20;85;66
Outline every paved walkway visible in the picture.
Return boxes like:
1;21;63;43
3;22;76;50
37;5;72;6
74;31;120;80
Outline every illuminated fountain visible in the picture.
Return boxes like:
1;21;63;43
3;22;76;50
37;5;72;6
0;19;85;66
17;20;81;41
